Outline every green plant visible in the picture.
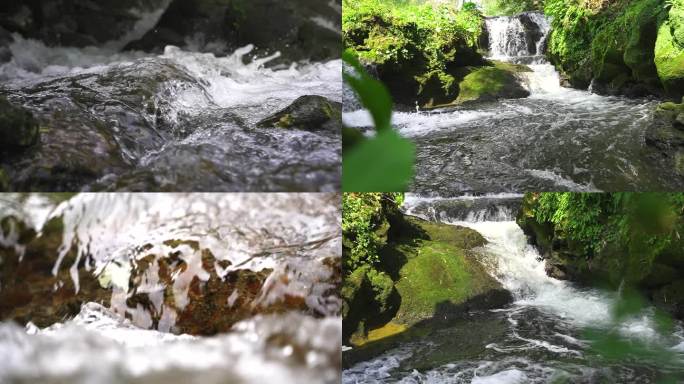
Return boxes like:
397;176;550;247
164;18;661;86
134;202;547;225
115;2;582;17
342;0;485;100
342;192;404;272
482;0;543;16
342;52;415;191
531;192;684;282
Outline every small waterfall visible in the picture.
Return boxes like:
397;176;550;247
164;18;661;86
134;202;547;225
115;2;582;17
403;194;672;334
484;12;564;94
485;12;550;63
403;194;523;223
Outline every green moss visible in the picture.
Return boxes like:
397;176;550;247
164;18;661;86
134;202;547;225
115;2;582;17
455;62;530;104
366;268;394;312
546;0;670;92
276;113;293;128
655;20;684;97
343;0;486;105
481;0;543;16
521;192;684;286
394;241;472;321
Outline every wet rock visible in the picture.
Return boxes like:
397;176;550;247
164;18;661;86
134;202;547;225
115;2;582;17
0;96;39;151
0;215;111;328
0;60;208;191
645;99;684;176
653;280;684;319
257;95;341;132
128;0;341;63
121;246;339;335
343;210;512;345
0;213;340;335
453;61;531;106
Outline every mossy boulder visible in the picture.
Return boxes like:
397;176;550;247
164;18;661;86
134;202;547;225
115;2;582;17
257;95;341;132
344;214;512;345
453;61;531;105
0;97;39;151
342;265;399;344
655;16;684;98
548;0;673;96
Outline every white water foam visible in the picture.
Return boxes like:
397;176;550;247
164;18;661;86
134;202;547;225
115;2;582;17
0;303;341;384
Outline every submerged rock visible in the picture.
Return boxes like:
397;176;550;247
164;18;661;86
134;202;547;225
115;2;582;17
0;96;39;150
257;95;341;132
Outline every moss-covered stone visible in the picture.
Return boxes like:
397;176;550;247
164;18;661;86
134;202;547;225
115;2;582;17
256;95;341;132
453;61;531;105
655;19;684;98
548;0;673;96
344;212;512;346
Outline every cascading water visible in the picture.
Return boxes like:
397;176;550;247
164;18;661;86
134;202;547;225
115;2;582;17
343;195;684;383
343;12;677;193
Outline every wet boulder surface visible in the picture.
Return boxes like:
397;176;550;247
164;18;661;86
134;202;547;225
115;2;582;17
0;194;342;335
0;0;342;193
0;48;341;192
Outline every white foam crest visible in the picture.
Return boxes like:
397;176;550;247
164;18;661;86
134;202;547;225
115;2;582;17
519;64;565;95
0;34;151;81
342;108;499;137
472;369;527;384
160;46;341;115
525;169;600;192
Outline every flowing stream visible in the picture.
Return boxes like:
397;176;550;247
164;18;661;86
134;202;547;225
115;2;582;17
0;1;341;192
342;195;684;383
343;12;678;193
0;193;341;383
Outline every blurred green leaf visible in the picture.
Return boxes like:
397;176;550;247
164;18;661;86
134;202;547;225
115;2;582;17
343;130;415;192
342;51;392;132
342;50;415;191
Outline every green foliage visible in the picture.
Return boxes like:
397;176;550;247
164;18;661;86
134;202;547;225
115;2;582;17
342;193;405;273
342;52;416;191
482;0;543;16
342;0;484;94
544;0;599;79
367;268;395;311
531;192;684;281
